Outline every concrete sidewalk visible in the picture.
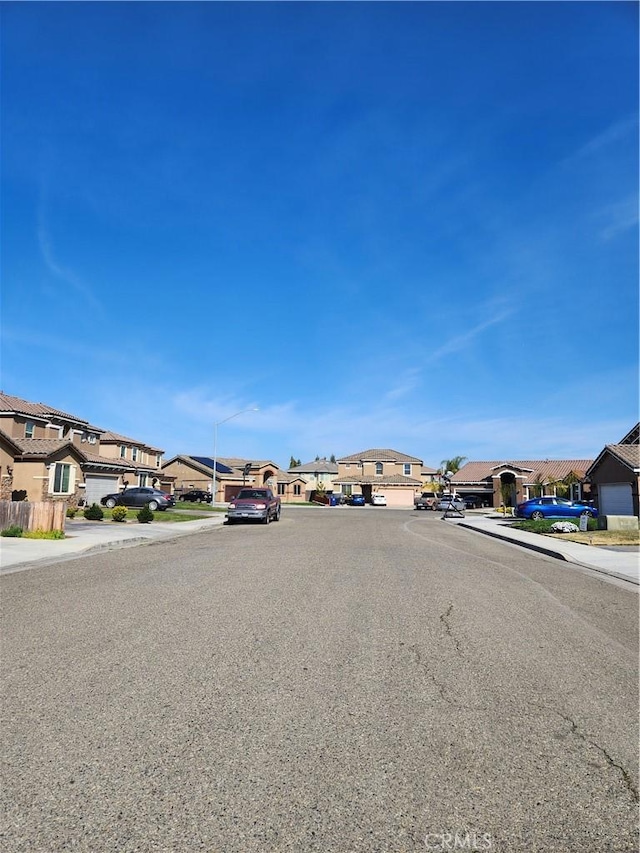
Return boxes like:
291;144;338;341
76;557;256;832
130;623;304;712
451;512;639;585
0;514;226;574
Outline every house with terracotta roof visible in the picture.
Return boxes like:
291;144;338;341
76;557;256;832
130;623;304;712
585;424;639;517
0;393;166;506
161;455;308;503
334;448;423;507
287;458;339;501
450;458;594;509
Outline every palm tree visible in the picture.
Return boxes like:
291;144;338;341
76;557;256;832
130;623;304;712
439;456;467;475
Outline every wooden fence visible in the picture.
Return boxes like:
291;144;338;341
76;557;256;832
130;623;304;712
0;501;67;533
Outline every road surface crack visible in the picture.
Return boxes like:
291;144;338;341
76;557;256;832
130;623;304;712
439;603;463;656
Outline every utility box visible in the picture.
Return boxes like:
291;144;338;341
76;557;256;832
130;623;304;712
597;515;639;531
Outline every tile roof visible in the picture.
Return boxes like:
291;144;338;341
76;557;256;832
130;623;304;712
0;393;90;425
619;423;640;445
338;448;423;464
334;474;422;486
451;460;594;484
288;459;339;474
588;443;640;474
11;438;132;471
100;431;164;453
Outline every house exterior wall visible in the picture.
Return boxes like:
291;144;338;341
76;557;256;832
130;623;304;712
589;455;640;517
162;459;212;493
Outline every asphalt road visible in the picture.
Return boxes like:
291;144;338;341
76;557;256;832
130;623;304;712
1;508;638;853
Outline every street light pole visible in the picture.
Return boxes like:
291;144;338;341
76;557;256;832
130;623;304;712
211;407;259;506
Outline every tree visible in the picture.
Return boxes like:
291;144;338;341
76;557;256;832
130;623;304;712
330;454;336;463
289;456;301;469
439;456;467;475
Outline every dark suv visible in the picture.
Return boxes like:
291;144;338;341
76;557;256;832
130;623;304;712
179;490;212;503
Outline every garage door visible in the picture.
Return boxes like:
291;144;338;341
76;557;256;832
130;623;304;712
85;475;119;505
599;483;633;516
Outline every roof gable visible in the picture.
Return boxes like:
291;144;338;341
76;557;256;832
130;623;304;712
338;448;423;464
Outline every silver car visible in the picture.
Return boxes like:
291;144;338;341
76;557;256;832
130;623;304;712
437;496;466;513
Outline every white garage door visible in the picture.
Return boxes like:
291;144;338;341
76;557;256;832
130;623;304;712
599;483;633;516
85;475;119;505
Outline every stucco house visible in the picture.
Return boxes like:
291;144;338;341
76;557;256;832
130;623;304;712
0;393;167;506
161;455;308;503
586;424;639;517
334;448;423;507
287;458;338;501
450;459;594;508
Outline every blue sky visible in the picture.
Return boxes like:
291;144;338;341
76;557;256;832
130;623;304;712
2;2;638;469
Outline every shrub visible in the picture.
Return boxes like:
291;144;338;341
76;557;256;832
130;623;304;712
66;506;78;519
1;525;23;537
23;529;65;540
83;503;104;521
111;506;128;522
137;504;154;524
11;490;27;502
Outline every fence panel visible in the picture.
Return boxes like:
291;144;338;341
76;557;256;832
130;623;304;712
0;501;67;532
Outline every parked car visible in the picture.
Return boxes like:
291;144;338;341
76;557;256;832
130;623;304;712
101;487;175;511
516;497;598;520
348;494;366;507
179;490;212;503
437;496;466;513
371;493;387;506
463;495;484;509
414;491;439;510
226;488;281;524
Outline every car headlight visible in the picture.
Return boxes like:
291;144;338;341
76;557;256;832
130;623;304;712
229;503;236;509
255;503;266;509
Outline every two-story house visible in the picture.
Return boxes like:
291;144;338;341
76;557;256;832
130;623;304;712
0;393;167;506
334;448;423;507
287;458;338;501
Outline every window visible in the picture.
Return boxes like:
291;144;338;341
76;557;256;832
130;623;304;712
25;421;35;438
132;447;138;462
294;484;301;496
120;446;126;458
278;483;286;495
375;462;383;475
403;464;411;476
140;474;147;487
52;463;72;494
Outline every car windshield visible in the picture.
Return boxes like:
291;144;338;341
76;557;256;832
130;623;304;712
237;490;267;499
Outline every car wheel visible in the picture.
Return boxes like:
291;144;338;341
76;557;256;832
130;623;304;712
148;500;159;511
105;498;116;509
531;510;544;520
264;511;270;524
274;506;281;521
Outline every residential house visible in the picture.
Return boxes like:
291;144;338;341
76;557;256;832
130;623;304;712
287;458;338;501
450;459;594;509
0;393;166;506
162;455;309;503
420;465;440;490
586;424;639;517
334;448;423;507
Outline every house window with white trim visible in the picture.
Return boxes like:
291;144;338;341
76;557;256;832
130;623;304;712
294;484;301;496
278;483;286;495
132;447;138;462
51;463;73;494
376;462;383;475
25;421;35;438
403;464;411;476
120;445;126;458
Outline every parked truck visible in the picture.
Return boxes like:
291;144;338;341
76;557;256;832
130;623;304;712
226;488;281;524
414;491;439;510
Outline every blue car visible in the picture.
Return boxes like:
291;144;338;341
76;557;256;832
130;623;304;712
516;497;598;520
348;494;366;507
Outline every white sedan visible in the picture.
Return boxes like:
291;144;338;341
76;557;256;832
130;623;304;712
371;493;387;506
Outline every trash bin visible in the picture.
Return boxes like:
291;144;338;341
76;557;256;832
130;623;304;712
329;495;339;506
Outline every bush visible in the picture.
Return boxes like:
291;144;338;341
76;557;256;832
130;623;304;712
111;506;128;522
11;490;27;502
137;504;154;524
66;506;78;519
23;529;65;540
83;503;104;521
1;525;23;537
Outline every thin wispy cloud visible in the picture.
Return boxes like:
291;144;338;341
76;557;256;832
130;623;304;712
37;195;104;311
424;307;514;364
